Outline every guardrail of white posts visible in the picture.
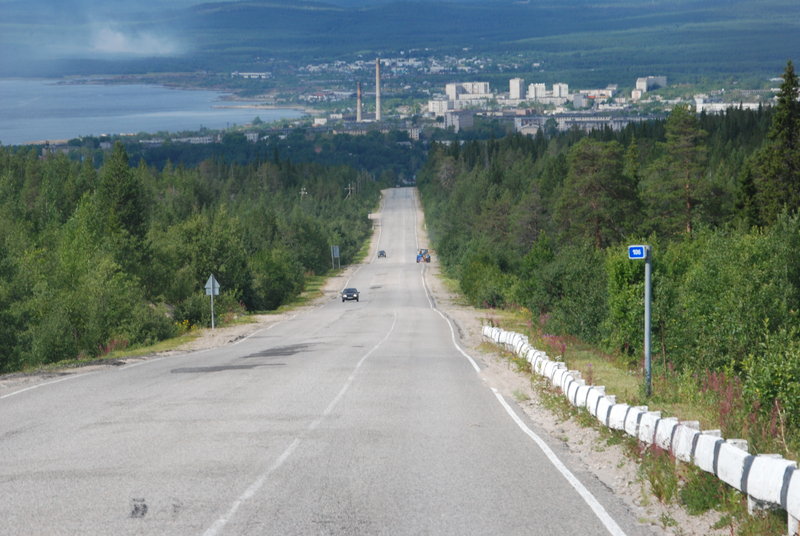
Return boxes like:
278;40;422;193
482;325;800;536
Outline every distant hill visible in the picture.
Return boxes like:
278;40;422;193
2;0;799;83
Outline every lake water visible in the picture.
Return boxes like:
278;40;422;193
0;79;305;146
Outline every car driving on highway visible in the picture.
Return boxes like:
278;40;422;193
341;288;360;302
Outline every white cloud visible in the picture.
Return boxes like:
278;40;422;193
90;25;181;56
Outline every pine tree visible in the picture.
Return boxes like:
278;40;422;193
555;138;638;249
641;105;708;236
751;60;800;223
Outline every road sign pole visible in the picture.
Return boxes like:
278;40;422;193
644;248;652;397
205;274;220;330
628;245;652;398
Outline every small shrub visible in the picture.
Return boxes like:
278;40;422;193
639;445;679;503
680;465;726;515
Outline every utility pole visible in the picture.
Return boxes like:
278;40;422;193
345;183;354;199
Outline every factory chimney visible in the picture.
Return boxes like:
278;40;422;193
375;58;382;121
356;81;362;122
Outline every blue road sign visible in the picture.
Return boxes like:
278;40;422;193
628;245;647;260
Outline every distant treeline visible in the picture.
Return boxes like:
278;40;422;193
69;129;425;186
0;141;384;372
418;62;800;428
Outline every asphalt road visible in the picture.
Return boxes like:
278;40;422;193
0;187;659;535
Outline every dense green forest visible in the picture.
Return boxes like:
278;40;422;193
0;140;384;372
418;62;800;434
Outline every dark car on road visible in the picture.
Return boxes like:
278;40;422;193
378;250;386;258
341;288;360;302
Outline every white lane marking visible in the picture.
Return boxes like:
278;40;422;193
203;313;398;536
0;371;99;400
492;389;628;536
412;189;627;535
202;438;301;536
413;190;480;373
421;266;480;373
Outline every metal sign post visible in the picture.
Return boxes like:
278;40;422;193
205;274;220;329
628;245;652;397
330;245;340;270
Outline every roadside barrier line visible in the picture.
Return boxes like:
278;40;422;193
485;326;800;535
492;388;628;536
203;313;398;536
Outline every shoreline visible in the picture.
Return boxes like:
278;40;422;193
212;103;319;115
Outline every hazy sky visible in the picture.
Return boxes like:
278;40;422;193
1;0;191;70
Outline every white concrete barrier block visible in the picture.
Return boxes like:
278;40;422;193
544;361;565;383
561;371;578;393
788;515;799;536
784;467;800;525
540;360;554;378
608;404;629;431
716;441;751;491
746;455;797;506
552;367;568;388
596;396;616;425
585;387;606;417
672;423;700;463
638;411;662;445
654;417;679;451
574;385;592;408
566;379;585;406
694;430;723;474
624;406;647;437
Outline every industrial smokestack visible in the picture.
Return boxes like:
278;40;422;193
356;81;362;122
375;58;382;121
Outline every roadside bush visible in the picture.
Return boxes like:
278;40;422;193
544;242;607;344
174;291;245;329
122;303;178;347
460;257;508;308
743;326;800;431
668;227;797;372
248;246;305;311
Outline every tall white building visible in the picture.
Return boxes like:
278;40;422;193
509;78;525;100
636;76;667;92
553;83;569;98
527;83;547;100
445;82;492;101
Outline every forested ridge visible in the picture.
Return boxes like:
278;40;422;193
0;140;383;372
418;61;800;436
